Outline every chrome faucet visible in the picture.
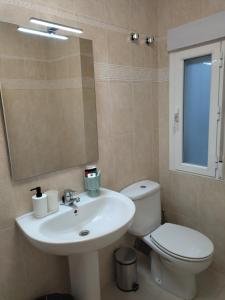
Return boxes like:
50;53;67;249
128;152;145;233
62;189;80;214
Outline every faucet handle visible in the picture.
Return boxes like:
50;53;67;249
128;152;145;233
64;190;71;201
62;189;80;205
70;190;80;203
62;189;73;205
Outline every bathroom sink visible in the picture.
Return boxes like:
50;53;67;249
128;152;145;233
16;188;135;256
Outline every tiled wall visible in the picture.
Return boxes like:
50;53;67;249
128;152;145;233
0;0;158;299
157;0;225;275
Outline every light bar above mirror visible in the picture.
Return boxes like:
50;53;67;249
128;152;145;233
30;17;83;34
17;27;68;40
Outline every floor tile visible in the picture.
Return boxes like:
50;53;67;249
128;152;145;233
102;253;225;300
217;285;225;300
195;268;225;300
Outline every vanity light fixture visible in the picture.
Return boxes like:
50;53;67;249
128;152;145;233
17;27;68;40
30;18;83;34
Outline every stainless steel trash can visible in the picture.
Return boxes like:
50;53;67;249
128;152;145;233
114;247;139;292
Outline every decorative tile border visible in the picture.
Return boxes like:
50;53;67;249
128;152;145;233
0;78;83;89
0;54;46;63
0;51;168;84
0;65;169;87
0;53;83;63
157;68;169;82
94;63;157;82
94;63;168;82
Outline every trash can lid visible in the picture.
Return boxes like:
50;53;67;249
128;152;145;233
114;247;137;265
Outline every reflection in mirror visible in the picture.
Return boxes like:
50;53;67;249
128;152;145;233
0;21;98;180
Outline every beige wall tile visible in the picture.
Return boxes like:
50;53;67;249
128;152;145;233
157;0;225;37
0;181;16;229
157;0;202;37
0;226;30;300
107;31;132;66
83;26;108;63
132;128;158;182
130;81;158;181
157;38;168;68
109;81;133;136
35;0;75;12
110;133;135;191
97;133;135;192
168;173;200;219
131;41;157;69
165;210;199;230
105;0;131;29
20;233;70;299
197;268;225;299
97;136;115;189
217;285;225;300
130;0;157;33
131;82;154;132
144;44;158;68
95;81;112;139
131;42;145;68
74;0;107;23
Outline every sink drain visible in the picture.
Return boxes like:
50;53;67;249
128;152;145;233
79;230;90;237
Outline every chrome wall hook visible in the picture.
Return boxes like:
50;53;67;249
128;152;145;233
145;36;155;45
130;32;139;42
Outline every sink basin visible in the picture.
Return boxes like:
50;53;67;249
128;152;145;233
16;188;135;255
16;187;135;300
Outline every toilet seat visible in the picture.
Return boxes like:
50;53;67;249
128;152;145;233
149;223;214;262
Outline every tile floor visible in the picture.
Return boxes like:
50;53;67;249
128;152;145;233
102;253;225;300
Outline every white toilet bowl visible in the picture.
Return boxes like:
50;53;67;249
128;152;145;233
143;223;213;300
120;180;214;300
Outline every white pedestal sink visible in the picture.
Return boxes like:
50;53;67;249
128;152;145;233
16;188;135;300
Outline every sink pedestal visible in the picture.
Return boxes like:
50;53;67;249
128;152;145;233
69;251;101;300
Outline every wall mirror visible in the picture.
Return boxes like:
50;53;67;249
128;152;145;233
0;21;98;180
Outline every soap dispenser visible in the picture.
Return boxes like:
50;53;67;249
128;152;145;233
30;186;48;218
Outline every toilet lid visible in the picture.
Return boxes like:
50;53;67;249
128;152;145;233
150;223;214;260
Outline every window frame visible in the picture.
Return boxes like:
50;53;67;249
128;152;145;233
169;41;224;179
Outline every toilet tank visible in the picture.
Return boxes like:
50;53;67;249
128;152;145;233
120;180;161;237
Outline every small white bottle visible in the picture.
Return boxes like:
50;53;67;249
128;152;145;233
46;190;59;213
30;186;48;218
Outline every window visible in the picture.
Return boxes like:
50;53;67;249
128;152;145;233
169;42;224;179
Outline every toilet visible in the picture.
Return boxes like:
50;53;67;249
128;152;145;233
120;180;214;300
